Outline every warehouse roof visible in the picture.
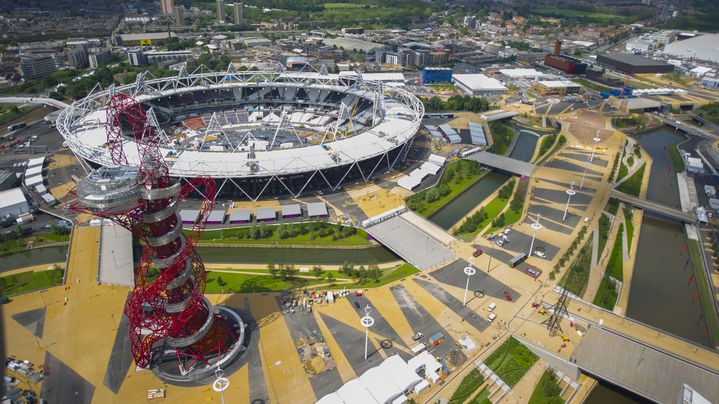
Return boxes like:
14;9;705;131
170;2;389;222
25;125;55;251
536;80;582;89
663;34;719;63
599;53;673;67
499;68;543;78
256;207;276;221
281;203;302;217
0;188;27;209
229;209;251;222
453;74;507;91
306;202;328;217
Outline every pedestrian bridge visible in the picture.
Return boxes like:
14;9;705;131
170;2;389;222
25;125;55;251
463;151;536;177
572;326;719;403
0;96;69;109
609;189;694;223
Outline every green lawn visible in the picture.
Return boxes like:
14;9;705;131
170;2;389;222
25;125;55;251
616;164;645;197
598;213;610;256
488;121;514;156
195;223;370;246
486;178;528;234
449;368;485;404
407;160;485;217
528;370;564;404
686;240;719;346
573;78;613;93
623;207;634;252
669;143;686;173
536;134;557;162
531;7;636;23
0;233;71;257
454;194;509;240
606;198;619;217
376;263;419;285
485;337;538;388
606;223;624;281
560;238;592;297
593;275;618;310
470;386;492;404
323;2;371;8
1;268;64;297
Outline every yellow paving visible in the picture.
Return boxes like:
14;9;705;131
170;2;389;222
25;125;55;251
49;181;75;201
365;287;416;345
48;152;78;170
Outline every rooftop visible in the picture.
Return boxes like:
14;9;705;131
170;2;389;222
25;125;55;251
452;74;507;91
599;53;673;67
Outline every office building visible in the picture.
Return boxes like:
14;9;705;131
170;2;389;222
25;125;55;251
173;5;184;26
127;48;147;67
216;0;225;23
67;45;88;69
530;80;582;96
19;55;58;80
233;2;243;24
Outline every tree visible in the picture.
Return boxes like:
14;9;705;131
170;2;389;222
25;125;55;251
312;265;324;280
326;272;335;284
216;275;225;287
268;263;278;278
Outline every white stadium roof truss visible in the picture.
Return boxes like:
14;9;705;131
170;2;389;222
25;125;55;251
57;68;423;201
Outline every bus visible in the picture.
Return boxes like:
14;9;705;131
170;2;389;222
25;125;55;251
509;252;527;268
8;123;27;132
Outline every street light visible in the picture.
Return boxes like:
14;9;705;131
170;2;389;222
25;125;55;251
589;134;601;164
463;266;477;306
360;305;375;360
563;182;576;221
212;367;230;404
529;215;542;257
579;160;589;190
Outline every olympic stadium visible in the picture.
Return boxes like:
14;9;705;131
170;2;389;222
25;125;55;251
56;66;424;200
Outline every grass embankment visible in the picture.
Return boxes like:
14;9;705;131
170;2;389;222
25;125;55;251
407;160;485;217
606;223;624;281
616;164;645;197
609;152;620;182
204;264;419;293
470;387;492;404
536;134;557;161
695;102;719;126
606;198;619;217
686;240;719;346
449;368;485;404
488;121;514;156
485;337;538;388
486;178;529;234
560;238;592;297
668;143;686;173
530;7;644;24
528;370;563;404
0;233;71;257
195;222;370;246
623;207;634;250
0;268;64;298
454;179;514;239
0;105;36;129
573;78;612;93
593;275;618;310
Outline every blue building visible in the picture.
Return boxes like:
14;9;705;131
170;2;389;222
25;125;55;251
422;67;452;85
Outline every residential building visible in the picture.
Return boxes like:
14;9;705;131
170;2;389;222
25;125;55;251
89;49;112;69
216;0;225;23
233;2;243;25
127;48;147;67
422;67;452;85
19;55;58;80
160;0;174;14
67;45;88;69
173;5;184;26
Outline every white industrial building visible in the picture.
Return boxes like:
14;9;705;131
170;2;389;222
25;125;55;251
498;68;543;80
0;188;30;217
452;74;507;96
663;34;719;63
339;71;406;86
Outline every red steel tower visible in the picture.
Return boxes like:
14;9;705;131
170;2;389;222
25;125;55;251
71;91;244;383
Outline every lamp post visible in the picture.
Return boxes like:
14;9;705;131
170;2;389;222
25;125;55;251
529;215;542;257
580;160;589;190
212;367;230;404
563;182;576;221
463;266;477;306
360;305;375;360
589;134;601;164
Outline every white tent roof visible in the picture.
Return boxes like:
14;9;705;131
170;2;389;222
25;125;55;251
207;209;226;222
281;203;302;216
380;355;422;393
229;209;251;221
336;379;378;404
0;188;27;209
428;154;446;166
398;175;421;191
307;202;328;217
359;367;401;403
256;207;276;220
316;392;344;404
179;209;201;223
420;161;441;176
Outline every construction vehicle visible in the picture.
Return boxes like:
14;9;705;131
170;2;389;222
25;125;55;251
538;307;547;315
560;334;570;342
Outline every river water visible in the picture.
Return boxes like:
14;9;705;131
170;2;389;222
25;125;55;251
428;129;539;230
0;245;68;272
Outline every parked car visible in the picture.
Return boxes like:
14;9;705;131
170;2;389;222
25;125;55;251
534;246;546;259
488;313;497;322
503;228;511;235
524;266;542;279
473;248;483;257
495;239;505;247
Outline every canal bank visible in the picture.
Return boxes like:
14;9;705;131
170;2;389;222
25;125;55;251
0;245;69;273
428;129;539;231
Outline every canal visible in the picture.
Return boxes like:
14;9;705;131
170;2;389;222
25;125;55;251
197;245;400;265
428;129;539;230
0;245;69;273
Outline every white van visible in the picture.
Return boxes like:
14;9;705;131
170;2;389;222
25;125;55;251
488;313;497;322
487;302;497;312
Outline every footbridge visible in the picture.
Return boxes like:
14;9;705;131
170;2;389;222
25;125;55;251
660;115;717;140
572;326;719;403
609;189;694;223
462;151;536;177
0;96;69;109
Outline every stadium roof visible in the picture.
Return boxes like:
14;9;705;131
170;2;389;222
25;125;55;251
452;74;507;91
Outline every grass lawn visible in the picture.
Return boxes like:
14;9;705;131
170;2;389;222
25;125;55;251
1;268;64;297
485;337;538;388
617;161;629;181
488;121;514;156
617;164;645;197
573;78;613;93
486;178;528;234
606;223;624;281
195;223;370;246
606;198;619;217
0;234;71;257
470;386;492;404
528;370;563;404
454;194;509;240
407;160;485;217
560;238;592;297
623;207;634;251
686;240;719;346
669;143;686;173
449;368;485;404
593;275;618;310
536;134;557;162
323;2;371;8
375;263;419;285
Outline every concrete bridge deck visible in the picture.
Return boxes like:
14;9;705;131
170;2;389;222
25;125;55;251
609;189;694;223
463;151;537;177
572;326;719;403
0;96;70;109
